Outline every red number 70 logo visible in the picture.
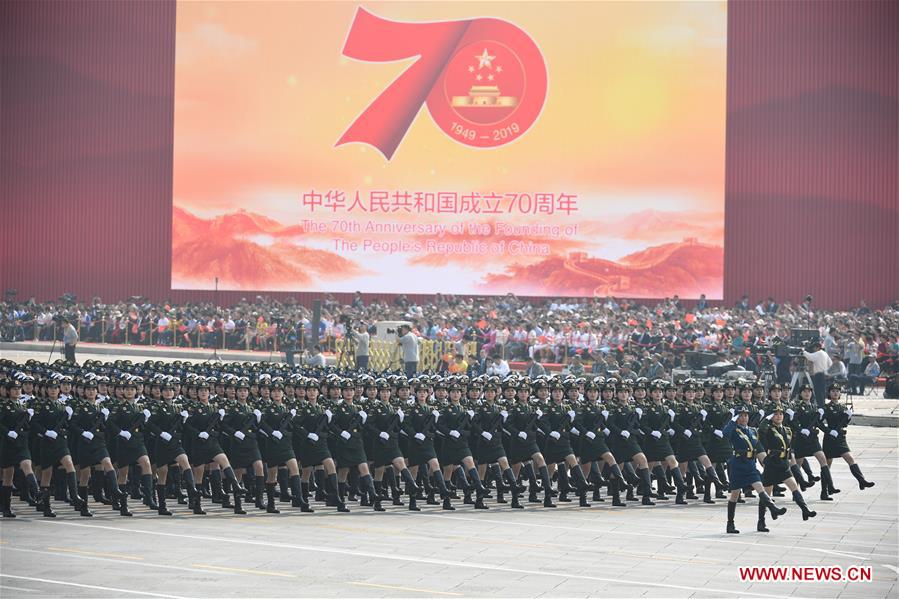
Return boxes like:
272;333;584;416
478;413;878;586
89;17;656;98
336;8;547;160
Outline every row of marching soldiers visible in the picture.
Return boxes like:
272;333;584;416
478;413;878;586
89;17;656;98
0;361;875;533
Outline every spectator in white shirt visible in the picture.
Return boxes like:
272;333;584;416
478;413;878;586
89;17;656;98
486;355;510;377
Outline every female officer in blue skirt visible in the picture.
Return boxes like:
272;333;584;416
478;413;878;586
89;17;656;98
722;405;787;534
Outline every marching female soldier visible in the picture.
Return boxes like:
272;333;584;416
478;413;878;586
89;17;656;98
69;380;120;516
643;381;689;503
674;382;724;503
821;383;875;491
438;382;489;509
790;383;838;500
255;383;312;513
703;383;733;498
723;406;787;534
539;381;590;506
403;381;453;510
367;379;419;509
145;381;205;515
183;382;249;514
0;380;41;517
474;380;522;508
506;381;555;507
575;379;626;505
758;405;816;531
330;380;383;511
606;382;656;505
294;379;347;511
221;379;266;511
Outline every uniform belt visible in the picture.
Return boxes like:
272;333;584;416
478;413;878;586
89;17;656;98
734;451;753;458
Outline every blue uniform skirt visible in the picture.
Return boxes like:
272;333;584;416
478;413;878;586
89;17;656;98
727;456;761;490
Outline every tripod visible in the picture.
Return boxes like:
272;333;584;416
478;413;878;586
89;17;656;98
204;277;221;362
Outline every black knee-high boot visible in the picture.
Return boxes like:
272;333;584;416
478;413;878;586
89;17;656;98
557;467;572;502
758;490;786;519
570;465;590;507
265;483;280;513
791;489;816;520
421;472;437;504
172;467;188;504
523;463;540;502
609;477;625;506
76;486;93;517
432;469;450;497
118;485;133;516
538;465;555;507
141;473;157;509
819;465;839;499
360;474;385;511
727;500;739;533
156;485;172;516
314;469;327;501
715;463;729;497
801;459;819;481
210;469;224;504
328;473;349;511
757;503;769;532
407;476;420;512
503;468;522;509
277;467;291;502
384;469;403;505
491;465;506;503
0;486;14;518
468;468;488;509
849;463;875;489
637;468;655;505
41;487;57;518
670;467;688;504
289;474;313;511
790;463;811;490
651;465;669;499
253;475;265;510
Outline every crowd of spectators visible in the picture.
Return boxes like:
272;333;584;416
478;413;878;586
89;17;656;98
1;293;897;386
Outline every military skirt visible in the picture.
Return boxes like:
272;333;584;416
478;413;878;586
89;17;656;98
704;433;734;463
0;436;30;468
335;433;367;468
112;434;148;465
262;432;296;466
642;434;674;462
406;435;437;467
152;435;186;466
675;433;706;462
509;433;540;464
474;435;506;464
298;436;331;467
38;435;71;468
791;431;822;459
228;434;263;468
727;456;762;490
543;436;574;463
74;435;110;467
370;436;403;467
611;434;643;461
188;433;225;465
577;432;611;463
439;435;472;465
822;433;851;458
761;457;792;487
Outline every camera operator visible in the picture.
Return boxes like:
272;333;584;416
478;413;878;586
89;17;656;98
354;323;371;370
397;324;419;376
802;340;832;408
61;317;79;363
282;322;299;366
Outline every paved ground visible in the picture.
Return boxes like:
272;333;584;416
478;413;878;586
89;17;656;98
1;427;896;599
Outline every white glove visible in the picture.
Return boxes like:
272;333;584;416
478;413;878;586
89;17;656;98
846;409;853;418
500;410;508;420
518;431;528;440
759;409;766;417
82;431;94;441
340;430;351;440
379;431;390;441
570;427;580;436
829;429;839;437
199;431;210;440
218;408;226;418
414;432;426;441
603;428;611;436
233;431;245;441
700;409;708;419
620;430;630;439
290;409;297;417
586;431;596;440
432;410;440;419
160;431;172;442
550;431;561;440
481;431;493;441
397;408;404;422
271;430;282;440
180;410;189;420
324;409;333;422
567;410;576;420
45;430;58;440
731;414;739;422
253;409;262;423
651;430;662;439
118;430;132;441
101;407;109;419
466;410;475;418
817;408;825;416
7;431;18;440
143;409;151;422
668;428;675;436
786;408;795;418
536;409;543;418
667;409;675;419
27;408;34;418
714;429;723;438
601;410;609;419
635;407;643;417
307;432;319;442
729;408;735;415
765;413;774;421
358;410;367;423
683;429;692;438
801;428;810;436
449;430;460;439
65;405;74;417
